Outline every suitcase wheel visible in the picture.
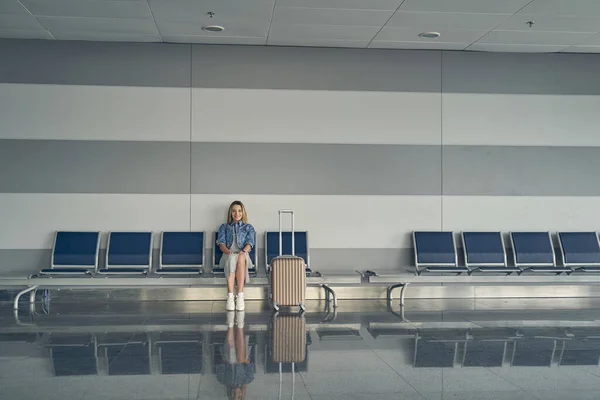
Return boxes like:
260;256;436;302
273;302;280;311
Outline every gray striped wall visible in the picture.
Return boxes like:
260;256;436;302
1;39;600;277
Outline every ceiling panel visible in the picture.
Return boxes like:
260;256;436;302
0;14;44;30
51;31;161;42
268;37;371;47
37;16;159;34
519;0;600;16
468;43;569;52
272;7;393;26
476;30;593;46
399;0;533;14
149;0;274;23
157;20;269;37
164;35;266;44
375;26;488;43
150;0;275;10
0;0;598;54
275;0;403;11
269;23;380;41
21;0;153;19
370;40;468;50
0;1;30;15
0;29;52;39
386;11;509;30
495;14;600;32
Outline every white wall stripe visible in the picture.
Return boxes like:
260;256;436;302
192;88;441;145
0;84;190;142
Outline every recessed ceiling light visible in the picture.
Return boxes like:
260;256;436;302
419;32;440;39
202;25;224;33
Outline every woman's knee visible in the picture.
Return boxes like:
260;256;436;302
237;253;246;267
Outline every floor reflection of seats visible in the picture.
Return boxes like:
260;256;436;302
559;338;600;366
414;330;466;368
462;329;512;368
98;333;150;376
157;332;203;374
0;333;38;343
415;340;456;368
511;339;556;367
315;327;361;341
47;334;97;376
462;340;507;367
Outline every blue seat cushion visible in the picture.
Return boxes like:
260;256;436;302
41;268;92;274
463;232;505;265
162;232;204;266
511;232;554;265
414;232;456;265
107;232;152;266
157;267;201;274
53;231;99;267
559;232;600;265
425;266;468;272
98;267;147;274
475;266;520;272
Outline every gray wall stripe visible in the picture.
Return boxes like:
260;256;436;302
0;39;190;87
0;140;191;194
191;142;441;195
191;45;441;92
443;51;600;96
4;139;600;196
3;40;599;95
443;146;600;196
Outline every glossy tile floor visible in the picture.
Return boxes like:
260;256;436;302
4;298;600;399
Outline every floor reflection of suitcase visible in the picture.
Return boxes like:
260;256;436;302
272;314;306;400
272;314;306;364
270;210;306;312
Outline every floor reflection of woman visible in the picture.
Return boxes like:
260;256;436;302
216;311;255;400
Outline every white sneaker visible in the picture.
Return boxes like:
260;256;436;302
226;293;235;311
236;293;245;311
236;311;245;328
226;311;235;328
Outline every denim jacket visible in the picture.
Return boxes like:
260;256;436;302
216;221;256;250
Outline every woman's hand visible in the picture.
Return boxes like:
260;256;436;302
219;243;232;255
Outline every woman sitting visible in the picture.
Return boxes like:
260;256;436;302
216;200;256;311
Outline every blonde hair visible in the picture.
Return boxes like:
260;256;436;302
227;200;248;224
228;385;247;400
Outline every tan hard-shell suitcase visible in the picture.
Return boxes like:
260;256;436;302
270;210;306;311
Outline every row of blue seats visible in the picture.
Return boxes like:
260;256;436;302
414;231;600;275
40;230;311;276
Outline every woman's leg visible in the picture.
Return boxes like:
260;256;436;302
235;254;246;293
235;328;247;363
227;272;235;293
226;255;236;310
222;324;235;364
235;254;246;311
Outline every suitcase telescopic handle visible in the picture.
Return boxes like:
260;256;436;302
278;210;295;256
